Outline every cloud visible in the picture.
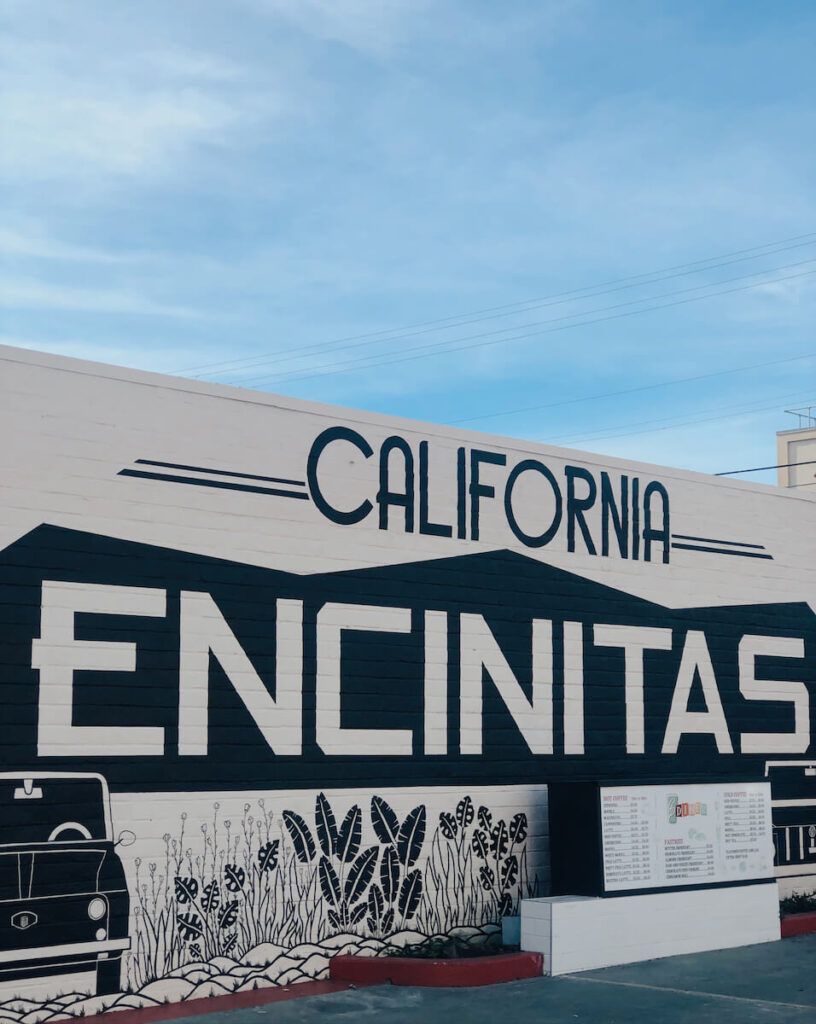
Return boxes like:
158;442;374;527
0;279;199;318
243;0;430;54
1;84;239;181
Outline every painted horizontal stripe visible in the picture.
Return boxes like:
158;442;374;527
119;469;310;500
772;799;816;808
0;938;129;965
47;979;370;1024
671;542;773;560
671;533;766;550
134;458;305;487
564;976;813;1011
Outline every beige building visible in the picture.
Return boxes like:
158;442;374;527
777;406;816;493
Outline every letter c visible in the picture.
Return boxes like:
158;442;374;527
307;426;374;525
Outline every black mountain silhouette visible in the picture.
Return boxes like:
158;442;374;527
0;524;813;792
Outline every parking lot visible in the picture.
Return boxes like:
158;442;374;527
162;933;816;1024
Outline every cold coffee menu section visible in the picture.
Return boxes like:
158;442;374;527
601;782;773;893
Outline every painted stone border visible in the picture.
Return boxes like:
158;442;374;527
781;912;816;938
329;950;543;987
48;980;367;1024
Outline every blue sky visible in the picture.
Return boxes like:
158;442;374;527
2;0;815;482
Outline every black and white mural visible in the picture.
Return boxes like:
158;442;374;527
0;344;814;1019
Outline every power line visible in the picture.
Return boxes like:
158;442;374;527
174;230;816;379
447;351;816;427
536;389;816;447
230;252;816;387
238;264;816;389
715;459;816;476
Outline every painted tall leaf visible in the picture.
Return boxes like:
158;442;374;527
344;846;378;905
315;792;338;857
471;829;489;860
174;876;198;904
509;812;528;843
258;839;280;872
490;820;509;858
380;845;400;904
456;795;474;828
224;864;246;891
397;870;423;920
499;892;514;917
397;805;426;868
501;854;519;890
349;903;367;926
371;796;400;846
479;865;495;891
177;912;202;941
382;908;395;934
218;900;239;930
439;812;457;839
202;879;220;913
368;883;385;924
478;806;492;831
283;810;316;863
318;856;342;908
337;805;362;863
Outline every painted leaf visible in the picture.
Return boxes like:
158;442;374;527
327;909;341;931
456;795;474;828
283;811;315;863
319;856;342;908
499;892;514;918
371;796;400;846
188;942;202;961
368;884;384;923
471;829;489;860
397;870;423;920
490;820;509;858
345;846;378;905
224;863;246;892
202;879;221;913
174;876;198;905
501;854;519;891
366;916;377;931
509;812;528;844
382;908;395;934
337;805;362;864
258;839;280;872
478;806;492;831
218;899;240;930
177;911;203;941
439;812;457;840
349;903;367;926
479;865;495;891
397;805;426;868
380;845;400;904
222;932;238;955
315;792;338;857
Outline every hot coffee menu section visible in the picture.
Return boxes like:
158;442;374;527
601;783;774;893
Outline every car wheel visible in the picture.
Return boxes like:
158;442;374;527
96;955;122;996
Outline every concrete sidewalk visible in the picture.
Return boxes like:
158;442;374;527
165;935;816;1023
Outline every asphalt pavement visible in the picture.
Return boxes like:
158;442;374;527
166;934;816;1023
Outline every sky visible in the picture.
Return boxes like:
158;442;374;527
2;0;816;483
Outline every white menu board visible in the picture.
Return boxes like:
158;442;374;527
600;783;774;893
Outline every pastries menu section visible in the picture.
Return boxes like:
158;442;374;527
601;783;773;893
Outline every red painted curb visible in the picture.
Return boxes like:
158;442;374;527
330;951;544;987
49;979;367;1024
781;911;816;937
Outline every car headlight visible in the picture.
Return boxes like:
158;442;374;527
88;897;107;921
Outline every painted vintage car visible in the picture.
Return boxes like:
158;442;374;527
0;772;132;996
